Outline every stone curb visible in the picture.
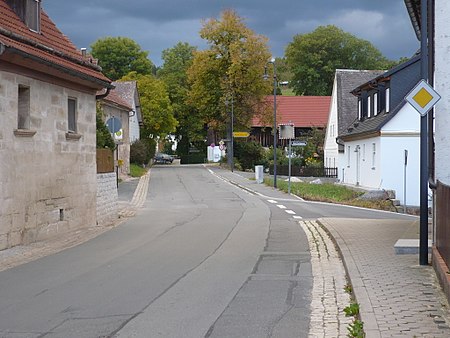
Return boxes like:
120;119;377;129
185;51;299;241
318;218;381;338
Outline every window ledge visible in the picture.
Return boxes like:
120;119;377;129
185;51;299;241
14;129;36;137
65;132;82;140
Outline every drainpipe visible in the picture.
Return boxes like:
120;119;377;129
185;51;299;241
95;88;112;100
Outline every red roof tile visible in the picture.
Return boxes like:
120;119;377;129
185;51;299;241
252;96;331;128
0;1;111;87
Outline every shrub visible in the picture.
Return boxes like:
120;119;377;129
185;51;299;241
130;139;156;165
234;141;265;171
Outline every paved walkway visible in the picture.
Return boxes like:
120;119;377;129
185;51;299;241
211;166;450;337
322;218;450;337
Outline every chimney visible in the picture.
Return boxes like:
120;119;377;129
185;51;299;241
81;48;87;58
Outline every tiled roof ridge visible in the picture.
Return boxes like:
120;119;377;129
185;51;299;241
0;26;102;73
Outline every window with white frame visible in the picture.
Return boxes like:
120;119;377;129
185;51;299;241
358;98;361;120
347;145;351;167
374;93;378;116
7;0;41;32
368;96;372;117
386;88;390;113
362;144;366;161
68;98;77;133
17;85;30;129
371;143;376;168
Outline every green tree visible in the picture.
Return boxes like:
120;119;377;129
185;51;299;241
158;42;204;155
96;103;115;149
187;10;272;142
285;25;392;96
91;37;154;80
121;72;177;139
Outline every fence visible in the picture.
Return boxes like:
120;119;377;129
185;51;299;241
97;148;114;173
269;166;338;178
436;180;450;268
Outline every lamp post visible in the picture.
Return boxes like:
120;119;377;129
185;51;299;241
225;95;234;172
264;58;277;188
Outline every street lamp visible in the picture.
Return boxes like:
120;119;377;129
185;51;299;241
225;94;234;172
264;58;277;188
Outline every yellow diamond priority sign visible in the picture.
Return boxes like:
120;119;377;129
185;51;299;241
405;80;441;116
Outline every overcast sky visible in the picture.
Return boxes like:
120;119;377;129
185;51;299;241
44;0;419;67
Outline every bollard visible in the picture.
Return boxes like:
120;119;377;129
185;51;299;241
255;165;264;184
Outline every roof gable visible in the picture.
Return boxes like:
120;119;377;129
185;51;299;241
335;69;385;135
0;0;111;88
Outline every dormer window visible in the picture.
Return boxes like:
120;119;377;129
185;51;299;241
6;0;41;33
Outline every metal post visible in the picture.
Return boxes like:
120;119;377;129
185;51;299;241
404;149;408;214
419;0;429;265
288;138;292;194
231;95;234;172
272;61;277;188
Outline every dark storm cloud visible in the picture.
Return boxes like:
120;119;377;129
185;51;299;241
43;0;418;66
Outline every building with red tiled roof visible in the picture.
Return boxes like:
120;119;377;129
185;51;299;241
251;96;331;147
0;0;113;249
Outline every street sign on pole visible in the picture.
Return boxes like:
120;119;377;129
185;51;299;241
233;132;250;138
292;140;307;147
405;79;441;116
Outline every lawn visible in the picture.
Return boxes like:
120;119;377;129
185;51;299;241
263;178;397;211
130;163;148;177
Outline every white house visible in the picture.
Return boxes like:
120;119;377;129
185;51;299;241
338;56;422;206
324;69;384;180
112;81;142;144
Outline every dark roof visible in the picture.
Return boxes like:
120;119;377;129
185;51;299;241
112;81;143;123
252;96;331;128
335;70;385;135
101;89;133;111
0;0;111;89
351;54;421;95
339;101;404;141
339;56;421;141
404;0;421;40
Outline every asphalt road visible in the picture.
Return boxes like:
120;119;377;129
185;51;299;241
0;164;414;337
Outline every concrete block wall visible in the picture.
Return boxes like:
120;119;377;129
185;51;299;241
0;70;98;250
96;172;118;226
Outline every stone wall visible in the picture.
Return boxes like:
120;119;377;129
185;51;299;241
0;70;97;250
96;173;118;226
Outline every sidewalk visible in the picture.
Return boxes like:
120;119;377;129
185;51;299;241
211;166;450;337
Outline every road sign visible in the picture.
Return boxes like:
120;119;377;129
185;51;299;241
279;124;295;140
292;140;307;147
106;116;122;133
405;79;441;116
219;144;225;151
233;132;249;138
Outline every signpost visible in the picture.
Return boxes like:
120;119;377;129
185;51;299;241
405;79;441;116
405;78;441;265
233;132;250;138
279;124;295;194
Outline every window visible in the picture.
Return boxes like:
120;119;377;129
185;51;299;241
68;98;77;133
374;93;378;116
6;0;41;32
358;98;361;120
386;87;390;113
347;146;351;167
368;96;372;118
362;144;366;161
17;85;30;129
372;143;376;168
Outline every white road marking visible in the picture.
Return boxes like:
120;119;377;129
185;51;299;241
293;216;303;219
267;200;278;204
285;210;296;215
277;205;287;209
